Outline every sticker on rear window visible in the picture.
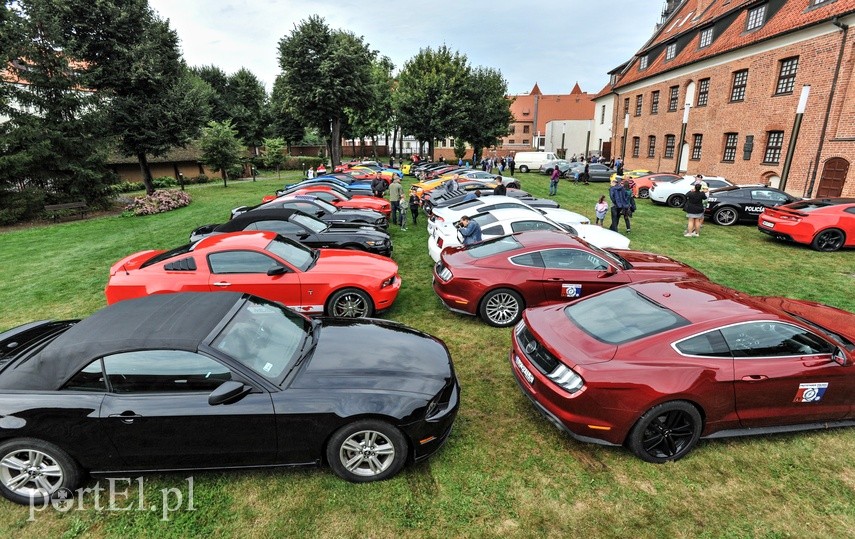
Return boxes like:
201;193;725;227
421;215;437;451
793;382;828;403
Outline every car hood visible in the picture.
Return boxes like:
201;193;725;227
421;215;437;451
292;318;453;395
615;250;706;279
755;296;855;345
328;208;385;221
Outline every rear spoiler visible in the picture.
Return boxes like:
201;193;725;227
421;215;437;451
0;320;76;366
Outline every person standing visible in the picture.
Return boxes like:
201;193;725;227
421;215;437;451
549;166;560;196
609;178;631;232
684;183;707;237
307;166;315;179
408;186;421;226
493;177;507;196
458;215;482;245
398;190;408;230
507;155;515;176
389;156;395;168
594;196;609;226
388;177;404;227
372;176;387;198
582;162;590;185
615;157;624;177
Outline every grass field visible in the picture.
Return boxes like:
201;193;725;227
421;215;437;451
1;171;854;538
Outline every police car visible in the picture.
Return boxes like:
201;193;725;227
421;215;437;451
704;185;799;226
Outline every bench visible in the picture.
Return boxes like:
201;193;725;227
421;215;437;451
44;201;88;221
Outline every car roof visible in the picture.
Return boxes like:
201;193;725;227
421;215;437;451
4;292;244;390
218;209;316;232
195;230;280;251
476;207;546;222
508;229;592;249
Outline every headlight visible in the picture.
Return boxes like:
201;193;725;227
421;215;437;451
380;275;396;288
437;266;453;281
547;364;584;394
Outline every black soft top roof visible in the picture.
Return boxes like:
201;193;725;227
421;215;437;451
216;208;311;233
0;293;242;390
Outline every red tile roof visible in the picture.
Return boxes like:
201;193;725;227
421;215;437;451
615;0;855;89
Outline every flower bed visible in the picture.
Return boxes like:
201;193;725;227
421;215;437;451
124;190;192;216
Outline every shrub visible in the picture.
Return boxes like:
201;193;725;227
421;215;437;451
0;189;47;225
110;181;146;194
282;156;325;171
192;174;209;184
124;190;191;216
152;176;178;188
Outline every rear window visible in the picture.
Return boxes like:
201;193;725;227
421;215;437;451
786;200;840;212
564;287;689;344
466;235;522;258
142;243;195;268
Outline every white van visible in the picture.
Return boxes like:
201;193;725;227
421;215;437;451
513;151;558;173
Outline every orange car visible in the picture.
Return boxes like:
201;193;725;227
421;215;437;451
631;173;682;198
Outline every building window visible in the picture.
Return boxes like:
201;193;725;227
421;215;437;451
635;95;643;116
647;136;656;158
623;97;630;116
691;134;703;160
747;4;767;31
509;126;515;135
523;125;530;134
763;131;784;163
699;27;713;48
522;139;529;144
600;105;606;124
651;91;660;114
723;133;738;162
538;136;545;148
697;78;710;107
665;43;677;60
668;86;679;111
639;55;649;70
632;137;640;158
664;135;676;158
730;70;748;102
508;139;515;144
775;57;799;95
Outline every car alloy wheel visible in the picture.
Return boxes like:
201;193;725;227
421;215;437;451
0;438;83;505
637;187;650;199
480;289;523;327
327;420;407;482
667;194;686;208
628;401;702;463
811;229;845;252
519;166;529;173
328;288;374;318
713;207;739;226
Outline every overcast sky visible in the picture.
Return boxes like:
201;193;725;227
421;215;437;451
148;0;662;96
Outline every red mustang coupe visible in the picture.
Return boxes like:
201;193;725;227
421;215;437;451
758;198;855;252
511;279;855;463
288;185;391;217
106;231;401;318
432;231;706;327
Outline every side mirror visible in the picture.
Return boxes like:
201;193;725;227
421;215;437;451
833;347;848;366
598;265;618;278
316;211;325;218
267;266;288;276
208;380;251;405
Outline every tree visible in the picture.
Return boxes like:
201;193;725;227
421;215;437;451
191;65;230;122
200;120;244;188
262;137;287;180
277;15;375;166
56;0;211;194
453;138;467;161
225;68;267;152
456;67;513;166
267;75;305;151
347;56;395;159
394;46;470;160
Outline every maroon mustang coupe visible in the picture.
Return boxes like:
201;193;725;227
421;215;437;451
432;231;706;327
511;279;855;463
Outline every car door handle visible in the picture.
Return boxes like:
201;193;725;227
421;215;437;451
109;411;142;424
741;375;768;382
546;277;565;281
212;281;232;287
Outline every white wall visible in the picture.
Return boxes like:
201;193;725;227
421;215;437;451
545;120;594;158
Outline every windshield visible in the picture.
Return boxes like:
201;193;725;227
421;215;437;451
565;287;689;344
290;213;328;234
785;200;839;212
265;236;315;271
313;198;338;213
211;296;310;380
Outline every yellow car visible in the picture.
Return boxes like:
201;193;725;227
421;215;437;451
401;162;413;175
610;169;654;182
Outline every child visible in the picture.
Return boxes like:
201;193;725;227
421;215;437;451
399;192;407;230
595;195;608;226
408;187;421;226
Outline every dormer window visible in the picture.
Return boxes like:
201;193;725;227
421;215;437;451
665;43;677;60
639;55;649;70
699;27;713;48
746;4;766;31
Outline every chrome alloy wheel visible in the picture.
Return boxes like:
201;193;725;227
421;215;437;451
484;291;520;326
0;449;63;498
338;430;396;477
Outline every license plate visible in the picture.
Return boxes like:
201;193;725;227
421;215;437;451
761;220;774;228
514;356;534;384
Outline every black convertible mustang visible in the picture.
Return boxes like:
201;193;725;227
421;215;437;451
189;209;393;256
0;293;459;505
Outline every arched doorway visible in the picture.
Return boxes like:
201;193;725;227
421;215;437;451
679;142;689;173
815;157;849;198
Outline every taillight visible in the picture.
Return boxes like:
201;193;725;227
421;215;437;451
437;237;444;248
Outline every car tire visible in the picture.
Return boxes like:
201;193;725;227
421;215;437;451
627;401;702;464
545;168;554;175
637;187;650;199
519;165;529;173
811;228;846;252
712;206;739;226
508;181;520;189
479;288;524;327
326;419;408;482
667;194;686;208
0;438;84;505
327;288;375;318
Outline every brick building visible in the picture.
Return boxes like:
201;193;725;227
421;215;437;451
600;0;854;197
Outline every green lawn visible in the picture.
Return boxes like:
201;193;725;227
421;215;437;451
1;171;854;538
